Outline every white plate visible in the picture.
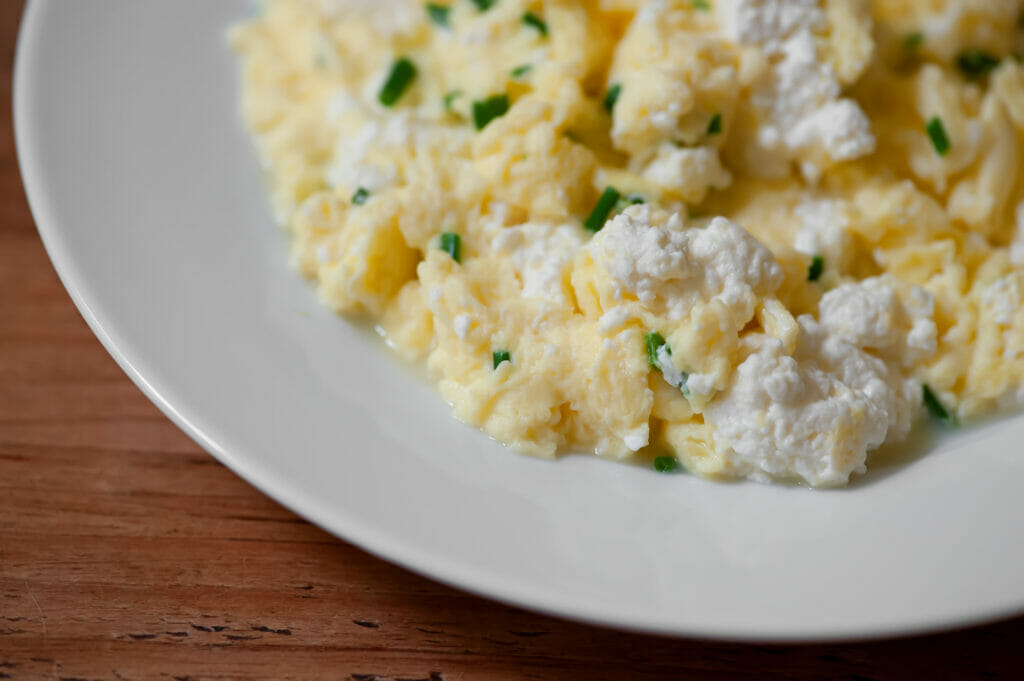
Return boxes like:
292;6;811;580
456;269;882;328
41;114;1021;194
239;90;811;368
15;0;1024;641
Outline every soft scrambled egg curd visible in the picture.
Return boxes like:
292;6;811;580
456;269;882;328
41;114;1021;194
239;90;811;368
232;0;1024;487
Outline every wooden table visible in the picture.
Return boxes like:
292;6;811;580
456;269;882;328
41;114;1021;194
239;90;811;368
2;2;1023;678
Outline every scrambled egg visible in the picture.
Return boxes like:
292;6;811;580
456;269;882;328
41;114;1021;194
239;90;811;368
232;0;1024;487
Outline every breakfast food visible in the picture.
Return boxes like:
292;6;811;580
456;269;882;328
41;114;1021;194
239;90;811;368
231;0;1024;487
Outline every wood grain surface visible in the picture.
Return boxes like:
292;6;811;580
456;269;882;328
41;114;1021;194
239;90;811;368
2;2;1023;679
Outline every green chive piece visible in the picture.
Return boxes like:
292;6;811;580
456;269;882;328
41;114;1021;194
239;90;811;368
378;57;417;107
492;349;511;369
707;112;723;135
510;64;532;79
426;3;450;26
585;187;621;232
603;83;622;113
956;48;1000;78
351;187;370;205
522;11;548;36
903;31;924;51
645;331;689;395
926;117;951;156
807;255;825;282
443;90;462;114
439;232;461;263
922;384;953;424
653;456;679;473
471;0;497;11
472;94;510;130
692;0;711;10
644;331;667;370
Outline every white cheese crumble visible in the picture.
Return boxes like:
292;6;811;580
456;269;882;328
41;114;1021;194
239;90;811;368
622;424;650;452
453;314;472;340
793;198;851;265
703;276;937;486
324;104;413;192
490;222;585;305
597;306;632;334
818;276;938;367
685;372;716;399
716;0;822;51
981;275;1022;326
308;0;423;37
705;314;921;487
586;205;783;322
656;345;687;391
724;0;876;178
642;144;733;204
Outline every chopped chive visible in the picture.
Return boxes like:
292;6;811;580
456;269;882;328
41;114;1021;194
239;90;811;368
706;112;723;135
646;331;690;395
522;11;548;36
471;0;497;10
584;186;621;232
692;0;711;9
644;331;668;369
903;31;924;52
443;90;462;114
603;83;622;113
378;57;417;107
807;255;825;282
653;456;679;473
922;384;953;424
510;64;532;79
492;349;511;369
426;3;450;26
925;116;951;156
563;130;580;143
472;94;510;130
351;187;370;205
956;48;1000;78
439;232;461;263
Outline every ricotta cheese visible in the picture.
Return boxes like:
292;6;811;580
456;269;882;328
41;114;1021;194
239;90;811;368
793;197;851;267
309;0;423;37
981;274;1022;327
705;315;920;487
642;144;733;204
491;222;585;305
586;206;783;323
818;276;938;367
325;108;413;192
726;0;876;178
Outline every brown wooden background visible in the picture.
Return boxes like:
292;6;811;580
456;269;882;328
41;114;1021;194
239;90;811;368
2;1;1023;678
